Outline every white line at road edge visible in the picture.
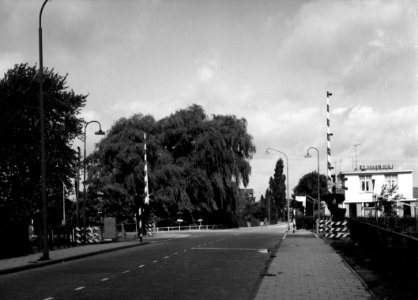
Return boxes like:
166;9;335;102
191;247;269;252
100;278;109;281
282;232;288;241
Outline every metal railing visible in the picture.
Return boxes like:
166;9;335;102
32;223;228;252
347;217;418;270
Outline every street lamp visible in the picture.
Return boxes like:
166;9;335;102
83;121;105;243
38;0;49;261
305;147;320;234
266;148;290;231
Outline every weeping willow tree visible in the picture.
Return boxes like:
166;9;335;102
87;104;256;227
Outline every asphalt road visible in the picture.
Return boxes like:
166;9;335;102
0;227;285;300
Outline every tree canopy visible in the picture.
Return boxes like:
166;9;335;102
262;158;287;222
87;104;256;227
293;171;328;216
0;63;86;227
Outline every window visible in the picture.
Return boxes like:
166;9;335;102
385;175;398;189
360;176;372;192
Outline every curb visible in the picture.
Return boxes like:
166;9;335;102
0;241;149;276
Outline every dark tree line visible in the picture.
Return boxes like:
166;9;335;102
0;64;86;257
86;105;256;227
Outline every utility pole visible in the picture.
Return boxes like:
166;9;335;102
76;147;80;227
354;144;360;171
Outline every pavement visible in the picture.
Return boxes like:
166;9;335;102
0;228;375;300
255;228;375;300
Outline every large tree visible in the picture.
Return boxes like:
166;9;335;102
0;63;86;256
293;171;328;216
264;159;287;222
88;105;256;227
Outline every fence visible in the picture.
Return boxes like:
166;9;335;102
347;217;418;271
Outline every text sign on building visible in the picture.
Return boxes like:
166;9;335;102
359;164;394;171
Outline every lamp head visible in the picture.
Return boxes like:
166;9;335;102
305;153;311;158
95;129;105;136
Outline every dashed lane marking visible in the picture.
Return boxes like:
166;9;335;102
138;265;145;268
121;270;130;274
191;247;269;252
42;297;54;300
164;256;170;259
100;278;109;282
153;260;159;263
74;286;85;291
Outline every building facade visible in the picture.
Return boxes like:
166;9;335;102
341;167;416;218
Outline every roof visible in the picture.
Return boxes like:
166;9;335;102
342;170;413;176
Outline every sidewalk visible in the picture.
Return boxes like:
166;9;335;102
0;232;188;275
255;229;375;300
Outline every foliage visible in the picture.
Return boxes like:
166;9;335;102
376;184;405;217
87;105;256;226
261;159;287;222
293;171;328;216
0;63;86;228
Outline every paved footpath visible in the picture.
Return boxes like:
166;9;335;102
255;229;375;300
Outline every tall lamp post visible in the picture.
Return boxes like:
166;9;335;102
305;147;320;234
83;121;105;242
266;148;290;231
38;0;50;261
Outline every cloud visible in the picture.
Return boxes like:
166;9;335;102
0;53;24;76
274;0;418;107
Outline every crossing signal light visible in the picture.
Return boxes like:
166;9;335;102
337;173;348;190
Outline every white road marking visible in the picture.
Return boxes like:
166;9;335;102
191;247;269;252
153;260;158;263
74;286;85;291
121;270;130;274
164;256;169;259
100;278;109;282
41;297;54;300
138;264;145;268
174;252;178;255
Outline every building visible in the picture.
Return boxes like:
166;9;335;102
341;165;416;218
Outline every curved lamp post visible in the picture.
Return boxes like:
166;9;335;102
83;121;105;242
266;148;290;231
305;147;320;234
38;0;49;261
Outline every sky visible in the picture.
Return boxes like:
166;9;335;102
1;0;417;199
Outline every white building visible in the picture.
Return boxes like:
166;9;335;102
341;166;416;218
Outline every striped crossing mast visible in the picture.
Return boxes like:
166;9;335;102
144;132;150;205
326;91;333;188
138;132;150;242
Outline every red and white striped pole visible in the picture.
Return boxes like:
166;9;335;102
144;133;149;205
326;91;333;188
326;91;333;222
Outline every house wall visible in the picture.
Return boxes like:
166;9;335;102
342;170;415;217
